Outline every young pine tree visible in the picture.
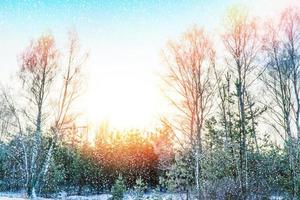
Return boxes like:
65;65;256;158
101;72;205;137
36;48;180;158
111;174;126;200
133;176;147;200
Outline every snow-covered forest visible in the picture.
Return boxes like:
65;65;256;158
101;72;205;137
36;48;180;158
1;1;300;200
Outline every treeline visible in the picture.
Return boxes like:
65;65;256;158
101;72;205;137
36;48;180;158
160;6;300;199
0;126;173;196
1;6;300;200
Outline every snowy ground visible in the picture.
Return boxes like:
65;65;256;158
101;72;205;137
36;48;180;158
0;192;186;200
0;192;285;199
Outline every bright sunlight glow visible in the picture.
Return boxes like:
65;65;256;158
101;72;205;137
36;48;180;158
85;66;163;130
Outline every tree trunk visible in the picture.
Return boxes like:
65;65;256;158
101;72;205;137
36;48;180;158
195;148;202;200
237;66;247;199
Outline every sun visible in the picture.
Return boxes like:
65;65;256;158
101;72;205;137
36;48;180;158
85;66;162;130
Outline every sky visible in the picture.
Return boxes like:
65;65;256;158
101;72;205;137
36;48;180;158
0;0;299;130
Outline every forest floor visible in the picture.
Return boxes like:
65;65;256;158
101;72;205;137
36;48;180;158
0;192;186;200
0;192;285;199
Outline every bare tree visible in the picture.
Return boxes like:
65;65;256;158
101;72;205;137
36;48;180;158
222;7;260;199
162;26;215;199
262;8;300;198
19;34;59;197
11;31;88;198
35;31;88;195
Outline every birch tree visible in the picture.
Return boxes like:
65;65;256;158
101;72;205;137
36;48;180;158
162;26;215;199
222;8;260;199
19;34;59;197
262;8;300;198
15;32;87;197
35;31;88;196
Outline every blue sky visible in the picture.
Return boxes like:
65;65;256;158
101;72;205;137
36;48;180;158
0;0;229;79
0;0;222;38
0;0;298;129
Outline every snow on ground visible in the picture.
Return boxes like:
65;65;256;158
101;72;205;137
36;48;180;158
62;194;111;200
0;192;111;200
0;192;182;200
0;192;110;200
0;192;285;199
0;192;28;200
